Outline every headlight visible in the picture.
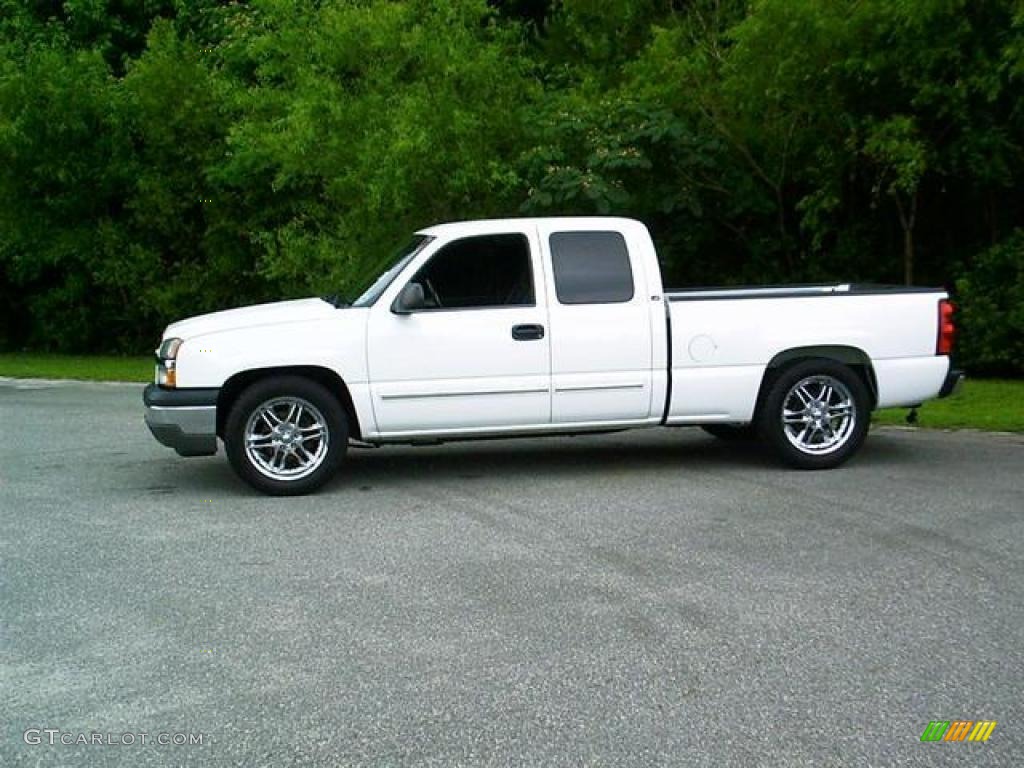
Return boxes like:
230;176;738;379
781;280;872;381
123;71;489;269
155;337;183;388
158;337;183;360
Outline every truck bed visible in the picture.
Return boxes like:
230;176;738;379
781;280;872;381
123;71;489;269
663;285;950;424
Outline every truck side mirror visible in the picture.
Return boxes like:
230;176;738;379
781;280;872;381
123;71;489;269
392;281;427;314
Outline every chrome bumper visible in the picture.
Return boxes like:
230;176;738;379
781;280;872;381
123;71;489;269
143;384;218;457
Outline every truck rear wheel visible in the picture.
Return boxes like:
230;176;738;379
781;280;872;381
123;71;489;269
758;360;869;470
225;376;347;495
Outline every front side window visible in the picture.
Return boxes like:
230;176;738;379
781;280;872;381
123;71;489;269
409;234;534;310
550;231;634;305
352;235;434;307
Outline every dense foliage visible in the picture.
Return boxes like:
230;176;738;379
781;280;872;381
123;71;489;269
1;0;1022;372
956;231;1024;374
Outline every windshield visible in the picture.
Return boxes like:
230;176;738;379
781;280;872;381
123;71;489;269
351;235;434;308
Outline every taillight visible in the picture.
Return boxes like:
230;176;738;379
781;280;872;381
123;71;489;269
937;299;955;355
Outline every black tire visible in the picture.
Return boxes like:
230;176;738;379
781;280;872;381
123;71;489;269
758;359;870;470
701;424;758;441
225;375;348;495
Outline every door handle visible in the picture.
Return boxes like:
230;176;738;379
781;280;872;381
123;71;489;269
511;323;545;341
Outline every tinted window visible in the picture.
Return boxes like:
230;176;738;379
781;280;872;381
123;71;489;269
410;234;534;310
550;231;634;304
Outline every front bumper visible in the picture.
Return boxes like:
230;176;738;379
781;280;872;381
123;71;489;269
143;384;219;457
938;367;965;399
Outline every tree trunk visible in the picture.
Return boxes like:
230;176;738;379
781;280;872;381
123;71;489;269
894;192;917;286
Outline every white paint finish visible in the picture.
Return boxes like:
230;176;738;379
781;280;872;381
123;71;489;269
649;368;669;422
666;365;766;423
687;334;718;363
665;292;946;421
365;309;552;433
550;372;650;423
155;216;952;444
374;416;652;442
365;223;551;435
668;284;853;299
347;380;377;436
668;292;943;370
536;218;660;424
173;308;370;393
166;298;335;340
873;356;951;408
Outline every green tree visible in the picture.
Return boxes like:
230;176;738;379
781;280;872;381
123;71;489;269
213;0;537;299
0;44;130;348
0;0;1022;373
956;232;1024;374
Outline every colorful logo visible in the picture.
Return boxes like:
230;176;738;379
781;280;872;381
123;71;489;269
921;720;997;742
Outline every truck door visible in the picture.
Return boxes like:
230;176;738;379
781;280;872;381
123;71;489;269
538;226;655;424
366;229;551;436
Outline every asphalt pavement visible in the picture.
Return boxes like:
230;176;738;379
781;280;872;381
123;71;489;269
2;378;1022;767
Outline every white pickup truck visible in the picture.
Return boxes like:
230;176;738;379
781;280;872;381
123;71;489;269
144;217;961;495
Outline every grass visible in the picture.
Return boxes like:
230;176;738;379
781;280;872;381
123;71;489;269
0;354;1020;432
0;353;152;383
873;378;1023;432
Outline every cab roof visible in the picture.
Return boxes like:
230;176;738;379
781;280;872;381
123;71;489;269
416;216;643;238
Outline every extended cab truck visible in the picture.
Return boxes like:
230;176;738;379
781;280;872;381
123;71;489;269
143;217;962;495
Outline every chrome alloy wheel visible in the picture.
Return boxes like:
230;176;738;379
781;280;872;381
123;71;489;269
780;375;856;456
244;396;330;481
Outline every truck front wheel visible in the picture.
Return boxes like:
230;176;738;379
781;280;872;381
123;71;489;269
758;360;870;470
225;376;347;495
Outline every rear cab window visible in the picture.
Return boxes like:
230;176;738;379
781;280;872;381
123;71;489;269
549;231;634;304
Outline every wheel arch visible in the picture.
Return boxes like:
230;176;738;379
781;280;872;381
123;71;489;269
216;365;363;441
754;345;878;421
